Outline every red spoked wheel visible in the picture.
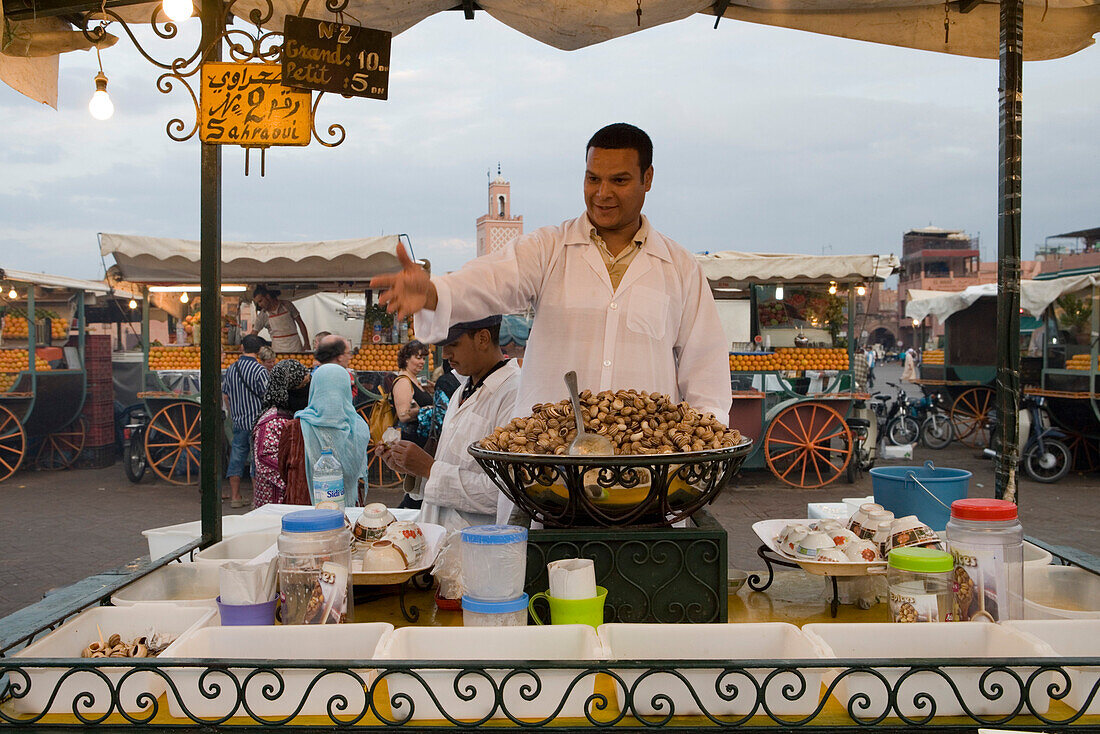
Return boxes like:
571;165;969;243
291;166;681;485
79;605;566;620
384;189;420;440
145;401;201;485
950;387;994;448
0;405;26;482
35;416;87;470
1062;431;1100;473
764;402;852;489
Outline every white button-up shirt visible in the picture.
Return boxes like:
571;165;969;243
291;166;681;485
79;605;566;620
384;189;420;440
414;214;731;423
418;360;521;533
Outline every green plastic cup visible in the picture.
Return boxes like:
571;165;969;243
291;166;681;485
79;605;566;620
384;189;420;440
528;586;607;628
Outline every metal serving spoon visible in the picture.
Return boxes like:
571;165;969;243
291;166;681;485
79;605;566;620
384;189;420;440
564;371;615;456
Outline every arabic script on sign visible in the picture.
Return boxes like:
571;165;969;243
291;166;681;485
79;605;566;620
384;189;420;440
200;63;311;146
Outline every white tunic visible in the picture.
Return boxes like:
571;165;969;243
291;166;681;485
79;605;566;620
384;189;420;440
254;299;304;353
413;215;731;423
418;361;521;533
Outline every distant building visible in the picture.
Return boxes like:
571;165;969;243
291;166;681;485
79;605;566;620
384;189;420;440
475;166;523;258
1035;227;1100;276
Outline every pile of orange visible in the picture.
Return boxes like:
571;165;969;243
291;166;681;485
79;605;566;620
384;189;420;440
729;348;850;373
2;312;68;340
923;350;945;365
1066;354;1097;371
149;346;201;370
0;348;50;372
349;344;434;372
0;373;16;392
182;312;200;336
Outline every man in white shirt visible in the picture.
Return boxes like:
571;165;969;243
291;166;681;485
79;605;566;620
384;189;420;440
250;285;309;353
377;316;520;532
370;123;730;423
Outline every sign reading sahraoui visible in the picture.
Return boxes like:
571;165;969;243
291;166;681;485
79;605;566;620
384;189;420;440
199;63;311;146
281;15;391;99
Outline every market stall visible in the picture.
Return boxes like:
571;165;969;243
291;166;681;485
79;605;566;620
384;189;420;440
100;233;408;485
698;252;899;488
0;269;110;482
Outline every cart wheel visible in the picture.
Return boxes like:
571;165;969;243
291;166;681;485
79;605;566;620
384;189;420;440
0;405;26;482
950;387;995;447
34;416;87;470
356;404;404;489
764;402;852;489
145;401;201;485
1062;431;1100;473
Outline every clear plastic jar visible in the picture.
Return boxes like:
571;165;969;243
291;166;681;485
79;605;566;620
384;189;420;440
461;594;530;627
887;546;955;622
946;498;1023;622
278;509;353;624
460;525;528;601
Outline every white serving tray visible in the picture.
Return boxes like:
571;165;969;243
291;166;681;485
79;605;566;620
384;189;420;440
752;518;887;577
351;522;446;585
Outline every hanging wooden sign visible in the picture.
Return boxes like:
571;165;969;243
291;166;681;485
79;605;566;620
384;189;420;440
281;15;391;100
199;63;312;146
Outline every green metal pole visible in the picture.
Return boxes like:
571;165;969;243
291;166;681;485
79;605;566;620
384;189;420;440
199;0;224;547
995;0;1023;503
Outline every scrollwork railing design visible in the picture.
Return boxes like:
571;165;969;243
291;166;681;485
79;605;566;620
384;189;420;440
2;657;1100;730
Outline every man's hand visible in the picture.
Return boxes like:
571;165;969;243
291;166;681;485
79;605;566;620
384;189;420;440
370;242;438;318
376;439;434;479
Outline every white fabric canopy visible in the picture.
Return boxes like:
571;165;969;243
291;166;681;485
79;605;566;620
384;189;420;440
99;233;402;284
1;266;110;293
696;251;899;286
905;275;1098;321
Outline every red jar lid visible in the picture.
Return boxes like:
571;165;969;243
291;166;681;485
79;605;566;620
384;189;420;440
950;498;1018;521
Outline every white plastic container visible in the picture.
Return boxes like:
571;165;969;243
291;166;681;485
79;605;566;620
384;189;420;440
11;604;215;715
111;563;221;607
1024;565;1100;619
160;623;392;718
278;509;352;625
803;622;1055;717
142;515;282;561
462;594;529;626
598;622;827;717
376;625;601;721
460;525;527;602
193;530;280;567
1023;540;1054;567
1005;619;1100;714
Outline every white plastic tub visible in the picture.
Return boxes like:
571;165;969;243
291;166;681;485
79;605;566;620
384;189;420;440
803;623;1056;718
159;623;391;718
193;530;280;567
1005;619;1100;715
1024;565;1100;619
143;515;282;561
598;622;827;717
111;564;221;607
12;604;215;715
1023;541;1053;567
376;625;602;721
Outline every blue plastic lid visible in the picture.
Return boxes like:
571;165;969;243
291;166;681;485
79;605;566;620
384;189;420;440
281;509;344;533
460;525;528;545
462;594;529;614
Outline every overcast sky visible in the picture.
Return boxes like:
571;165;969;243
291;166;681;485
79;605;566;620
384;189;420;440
1;11;1097;280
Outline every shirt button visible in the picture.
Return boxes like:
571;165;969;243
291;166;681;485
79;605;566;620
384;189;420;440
603;360;612;367
609;302;618;310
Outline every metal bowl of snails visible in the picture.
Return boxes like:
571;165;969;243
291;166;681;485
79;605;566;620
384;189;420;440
468;389;753;528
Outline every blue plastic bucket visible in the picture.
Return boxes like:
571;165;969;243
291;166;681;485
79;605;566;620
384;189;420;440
869;461;971;531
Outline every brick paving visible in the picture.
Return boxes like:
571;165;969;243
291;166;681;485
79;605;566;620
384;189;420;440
3;364;1099;619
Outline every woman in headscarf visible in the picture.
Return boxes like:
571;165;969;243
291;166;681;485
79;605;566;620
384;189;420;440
251;360;310;508
279;363;372;506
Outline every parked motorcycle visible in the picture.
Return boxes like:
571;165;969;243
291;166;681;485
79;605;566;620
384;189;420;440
983;395;1072;483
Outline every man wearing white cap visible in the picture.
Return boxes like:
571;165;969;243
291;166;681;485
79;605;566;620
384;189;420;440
377;316;520;532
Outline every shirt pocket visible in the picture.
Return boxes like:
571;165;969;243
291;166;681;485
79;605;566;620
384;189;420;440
626;285;670;340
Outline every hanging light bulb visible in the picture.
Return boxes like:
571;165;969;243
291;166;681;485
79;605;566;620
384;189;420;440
912;318;920;327
180;292;189;304
88;46;114;121
162;0;193;22
828;281;837;295
7;287;16;299
128;298;138;310
856;284;866;296
775;284;784;301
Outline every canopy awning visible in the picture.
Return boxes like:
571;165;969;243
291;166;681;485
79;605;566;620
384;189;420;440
905;275;1098;322
99;233;404;286
696;251;899;287
0;267;110;294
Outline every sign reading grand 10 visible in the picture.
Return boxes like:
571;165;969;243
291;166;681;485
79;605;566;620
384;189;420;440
281;15;392;100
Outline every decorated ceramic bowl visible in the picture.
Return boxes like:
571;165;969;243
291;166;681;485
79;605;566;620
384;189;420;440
354;503;396;542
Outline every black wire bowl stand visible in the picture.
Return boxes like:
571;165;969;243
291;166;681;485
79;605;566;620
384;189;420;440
468;439;753;528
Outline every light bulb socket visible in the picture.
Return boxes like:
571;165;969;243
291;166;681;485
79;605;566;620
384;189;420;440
94;71;109;92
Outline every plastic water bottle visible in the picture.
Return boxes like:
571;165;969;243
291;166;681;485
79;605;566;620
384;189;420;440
312;448;346;509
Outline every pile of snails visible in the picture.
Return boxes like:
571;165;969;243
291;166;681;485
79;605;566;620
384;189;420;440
81;632;172;659
479;389;742;456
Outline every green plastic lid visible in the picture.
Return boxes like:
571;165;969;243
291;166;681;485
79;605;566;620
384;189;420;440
888;546;953;573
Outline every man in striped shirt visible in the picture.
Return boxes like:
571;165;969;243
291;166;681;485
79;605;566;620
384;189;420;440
223;335;270;507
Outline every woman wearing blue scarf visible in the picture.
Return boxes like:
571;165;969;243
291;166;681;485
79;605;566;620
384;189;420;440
279;363;371;506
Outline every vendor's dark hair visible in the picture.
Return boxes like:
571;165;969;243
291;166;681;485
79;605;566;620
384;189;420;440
397;340;429;369
587;123;653;173
315;336;348;364
241;334;265;354
253;284;280;299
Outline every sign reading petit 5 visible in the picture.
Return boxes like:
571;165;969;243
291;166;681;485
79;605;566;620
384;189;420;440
281;15;391;99
199;63;311;146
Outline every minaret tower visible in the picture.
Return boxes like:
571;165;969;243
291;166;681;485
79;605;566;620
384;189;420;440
476;164;523;257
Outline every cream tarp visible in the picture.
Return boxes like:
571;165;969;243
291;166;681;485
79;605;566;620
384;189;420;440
696;251;899;286
99;232;402;284
1;266;110;293
4;0;1098;104
905;275;1098;322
